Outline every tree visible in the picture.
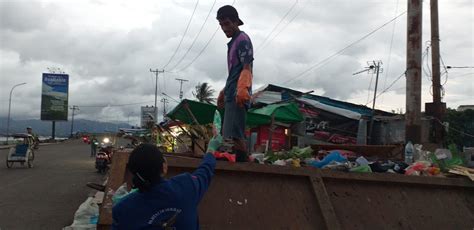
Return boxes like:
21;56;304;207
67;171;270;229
193;82;216;104
444;108;474;149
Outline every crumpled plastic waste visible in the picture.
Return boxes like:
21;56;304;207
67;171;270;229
213;152;236;162
304;157;317;165
310;151;347;168
249;153;265;164
112;183;138;206
323;161;352;171
393;162;409;174
350;165;372;173
369;161;393;173
273;159;286;166
405;161;433;176
356;156;370;166
291;158;301;167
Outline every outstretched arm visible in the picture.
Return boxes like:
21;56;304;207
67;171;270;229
191;153;216;204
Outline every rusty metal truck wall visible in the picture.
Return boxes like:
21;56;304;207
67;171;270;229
323;177;474;229
98;152;474;229
165;157;474;230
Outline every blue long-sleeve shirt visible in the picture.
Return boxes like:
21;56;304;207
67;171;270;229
112;153;216;229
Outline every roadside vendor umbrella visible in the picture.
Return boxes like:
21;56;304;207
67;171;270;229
247;102;304;126
166;99;217;125
167;100;304;126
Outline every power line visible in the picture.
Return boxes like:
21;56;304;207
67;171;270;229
435;118;474;139
283;10;407;85
447;66;474;69
77;101;155;108
255;0;298;53
168;0;217;71
161;0;200;70
174;0;236;73
260;1;306;51
380;0;400;104
365;71;406;106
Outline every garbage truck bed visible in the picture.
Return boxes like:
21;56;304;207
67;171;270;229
97;151;474;229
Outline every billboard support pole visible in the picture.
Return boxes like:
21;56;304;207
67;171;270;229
52;121;56;140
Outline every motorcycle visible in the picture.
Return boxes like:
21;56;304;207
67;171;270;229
95;137;114;174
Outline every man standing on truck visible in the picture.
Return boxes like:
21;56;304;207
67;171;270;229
216;5;253;162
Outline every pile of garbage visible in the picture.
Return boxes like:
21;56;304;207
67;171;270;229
247;143;473;179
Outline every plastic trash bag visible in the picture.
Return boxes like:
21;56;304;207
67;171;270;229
112;183;138;206
350;165;372;173
64;197;99;230
310;151;347;168
355;156;370;166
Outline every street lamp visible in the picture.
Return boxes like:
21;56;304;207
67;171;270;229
6;82;27;144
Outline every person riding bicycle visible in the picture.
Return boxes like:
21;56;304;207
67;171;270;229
26;126;39;149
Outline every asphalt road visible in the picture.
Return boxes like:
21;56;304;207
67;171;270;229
0;139;104;230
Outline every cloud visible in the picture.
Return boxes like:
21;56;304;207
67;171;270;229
0;0;473;125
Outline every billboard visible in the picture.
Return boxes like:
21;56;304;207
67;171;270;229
141;106;156;127
41;73;69;121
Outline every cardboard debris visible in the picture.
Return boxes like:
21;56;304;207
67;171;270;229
448;166;474;181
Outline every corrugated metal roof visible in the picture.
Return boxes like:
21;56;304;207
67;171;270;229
254;84;395;117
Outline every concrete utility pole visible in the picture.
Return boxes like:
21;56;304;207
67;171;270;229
70;105;79;137
425;0;446;145
150;69;165;122
353;61;383;144
175;78;189;100
368;61;382;144
6;82;27;144
161;98;169;118
406;0;423;144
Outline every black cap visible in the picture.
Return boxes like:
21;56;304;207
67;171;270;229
217;5;243;26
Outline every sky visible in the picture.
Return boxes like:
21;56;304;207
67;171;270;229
0;0;472;126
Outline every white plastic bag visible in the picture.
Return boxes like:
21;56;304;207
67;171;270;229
64;197;99;230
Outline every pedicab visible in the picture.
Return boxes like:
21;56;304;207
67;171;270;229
6;133;35;168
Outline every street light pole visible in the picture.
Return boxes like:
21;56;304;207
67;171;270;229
6;82;27;144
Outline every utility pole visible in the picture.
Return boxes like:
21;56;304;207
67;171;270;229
161;98;169;118
406;0;423;144
353;61;383;144
70;105;79;138
175;78;189;100
150;68;165;123
425;0;446;145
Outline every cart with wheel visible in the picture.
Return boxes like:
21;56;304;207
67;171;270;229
6;133;35;168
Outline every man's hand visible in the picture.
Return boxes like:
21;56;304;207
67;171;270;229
236;68;252;107
217;90;224;109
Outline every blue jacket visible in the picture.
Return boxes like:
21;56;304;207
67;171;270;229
112;153;216;229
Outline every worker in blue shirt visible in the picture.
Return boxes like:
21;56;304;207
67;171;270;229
112;143;216;229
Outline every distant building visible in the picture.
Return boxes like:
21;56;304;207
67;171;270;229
457;105;474;112
251;84;400;146
141;106;156;128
